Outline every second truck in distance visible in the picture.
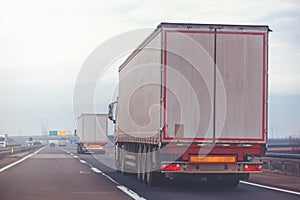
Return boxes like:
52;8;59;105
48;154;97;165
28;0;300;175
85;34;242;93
76;114;108;154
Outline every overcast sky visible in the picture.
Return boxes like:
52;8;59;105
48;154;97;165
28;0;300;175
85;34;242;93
0;0;299;137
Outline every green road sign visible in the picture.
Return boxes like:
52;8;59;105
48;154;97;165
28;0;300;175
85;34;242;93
49;130;58;136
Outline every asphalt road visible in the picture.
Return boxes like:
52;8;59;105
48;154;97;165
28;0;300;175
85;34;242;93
0;145;299;200
0;146;131;200
63;146;300;200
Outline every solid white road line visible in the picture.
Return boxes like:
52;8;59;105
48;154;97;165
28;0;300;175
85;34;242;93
117;186;146;200
64;148;147;200
91;167;119;185
240;181;300;196
90;166;146;199
0;146;47;173
79;160;87;164
91;167;102;173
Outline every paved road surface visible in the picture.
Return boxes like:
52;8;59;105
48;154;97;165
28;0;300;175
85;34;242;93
0;146;131;200
63;146;300;200
0;145;299;200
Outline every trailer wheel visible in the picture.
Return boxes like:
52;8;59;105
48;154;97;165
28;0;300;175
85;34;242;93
145;146;155;186
145;147;151;185
137;145;142;181
141;144;147;182
224;178;239;188
115;145;121;172
77;145;81;154
146;146;162;186
120;145;128;175
120;147;125;174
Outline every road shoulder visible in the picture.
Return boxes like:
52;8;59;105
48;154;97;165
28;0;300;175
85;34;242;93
249;172;300;192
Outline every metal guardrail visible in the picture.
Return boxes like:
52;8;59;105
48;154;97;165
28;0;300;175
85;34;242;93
260;153;300;176
0;145;24;152
265;152;300;159
0;145;44;159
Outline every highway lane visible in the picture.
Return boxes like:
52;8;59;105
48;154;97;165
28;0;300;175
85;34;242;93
63;146;300;200
0;145;299;200
0;146;132;200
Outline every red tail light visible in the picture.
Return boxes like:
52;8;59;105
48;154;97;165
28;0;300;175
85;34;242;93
161;164;180;171
244;164;262;171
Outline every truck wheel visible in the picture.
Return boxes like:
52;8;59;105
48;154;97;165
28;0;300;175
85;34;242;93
146;146;155;186
120;146;128;175
141;145;147;182
224;178;239;188
137;145;142;181
145;146;162;186
115;145;121;172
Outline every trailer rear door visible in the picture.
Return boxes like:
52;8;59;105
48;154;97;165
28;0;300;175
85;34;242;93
162;25;268;143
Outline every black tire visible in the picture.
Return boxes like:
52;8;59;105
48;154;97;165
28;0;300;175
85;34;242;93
224;178;239;188
77;146;81;154
145;146;161;186
120;146;128;175
115;145;121;173
141;145;147;182
145;147;154;186
137;145;142;181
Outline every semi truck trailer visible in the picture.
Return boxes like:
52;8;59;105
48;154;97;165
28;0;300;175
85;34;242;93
108;22;270;186
76;114;108;154
0;134;7;148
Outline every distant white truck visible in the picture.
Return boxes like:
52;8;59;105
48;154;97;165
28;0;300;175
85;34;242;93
0;134;7;148
76;114;108;154
58;137;67;147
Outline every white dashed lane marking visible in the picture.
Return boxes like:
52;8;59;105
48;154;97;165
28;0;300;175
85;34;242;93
61;148;146;200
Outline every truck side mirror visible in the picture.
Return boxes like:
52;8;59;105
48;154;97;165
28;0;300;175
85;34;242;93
108;103;116;123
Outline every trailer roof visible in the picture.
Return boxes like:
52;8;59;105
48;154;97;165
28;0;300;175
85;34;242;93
77;113;108;120
158;22;271;32
119;22;271;71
